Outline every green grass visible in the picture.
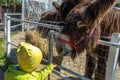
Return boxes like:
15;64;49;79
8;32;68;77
0;38;5;57
0;38;5;65
0;31;21;66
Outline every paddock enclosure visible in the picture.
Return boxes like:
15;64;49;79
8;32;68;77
3;0;120;80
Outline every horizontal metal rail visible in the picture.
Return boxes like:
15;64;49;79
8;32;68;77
42;58;76;80
42;58;90;80
10;17;61;30
8;42;18;47
99;40;120;48
43;58;79;80
114;7;120;9
53;70;70;79
11;24;22;29
6;13;22;16
57;65;90;80
39;20;65;26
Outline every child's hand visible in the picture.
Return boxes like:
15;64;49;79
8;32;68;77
52;64;57;68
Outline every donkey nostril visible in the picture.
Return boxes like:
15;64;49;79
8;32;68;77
56;45;63;54
60;47;63;52
63;50;70;56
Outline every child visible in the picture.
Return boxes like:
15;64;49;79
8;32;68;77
4;42;56;80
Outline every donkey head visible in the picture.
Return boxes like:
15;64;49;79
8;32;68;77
56;0;92;21
56;0;117;59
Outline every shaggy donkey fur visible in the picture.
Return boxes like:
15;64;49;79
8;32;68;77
36;0;120;79
55;0;119;80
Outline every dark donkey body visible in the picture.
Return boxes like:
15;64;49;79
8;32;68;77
55;0;120;80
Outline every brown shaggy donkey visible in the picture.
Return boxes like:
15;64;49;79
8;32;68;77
55;0;120;80
36;0;120;79
53;0;120;79
37;2;62;37
37;11;61;37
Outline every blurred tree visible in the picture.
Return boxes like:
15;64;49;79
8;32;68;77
0;0;21;5
0;0;22;12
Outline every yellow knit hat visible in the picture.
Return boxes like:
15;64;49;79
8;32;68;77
17;42;42;73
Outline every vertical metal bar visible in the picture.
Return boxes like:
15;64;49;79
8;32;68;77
27;19;30;31
4;14;7;38
48;31;53;63
6;16;11;58
4;13;7;53
106;33;120;80
22;0;25;32
48;30;54;80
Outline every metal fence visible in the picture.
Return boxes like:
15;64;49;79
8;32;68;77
4;13;120;80
3;0;120;79
21;0;62;32
4;13;90;80
22;0;61;21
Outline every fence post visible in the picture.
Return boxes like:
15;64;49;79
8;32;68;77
48;31;54;63
4;14;7;39
6;16;11;58
22;0;25;32
48;30;54;80
106;33;120;80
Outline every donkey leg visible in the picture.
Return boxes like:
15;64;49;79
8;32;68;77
95;58;106;80
84;53;96;79
118;52;120;66
94;45;109;80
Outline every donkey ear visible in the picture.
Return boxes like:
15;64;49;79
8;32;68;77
52;2;60;11
87;0;117;25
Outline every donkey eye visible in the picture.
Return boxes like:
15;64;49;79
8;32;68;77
80;26;87;30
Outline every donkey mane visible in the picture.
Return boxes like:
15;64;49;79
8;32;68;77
101;7;120;37
59;0;92;21
40;11;61;21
